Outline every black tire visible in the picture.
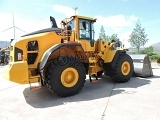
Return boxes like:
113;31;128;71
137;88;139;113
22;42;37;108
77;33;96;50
97;70;103;77
46;56;86;97
4;57;9;65
105;54;133;83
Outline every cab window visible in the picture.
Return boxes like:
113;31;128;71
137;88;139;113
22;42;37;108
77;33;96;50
68;20;75;31
79;19;91;39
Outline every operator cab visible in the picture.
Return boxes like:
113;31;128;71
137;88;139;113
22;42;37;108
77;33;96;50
61;15;96;47
78;18;96;47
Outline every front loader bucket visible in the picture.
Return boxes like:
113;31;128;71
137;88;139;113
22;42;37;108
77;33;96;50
129;54;153;77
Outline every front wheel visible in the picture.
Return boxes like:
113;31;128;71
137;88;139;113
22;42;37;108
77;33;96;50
104;54;133;83
112;54;133;83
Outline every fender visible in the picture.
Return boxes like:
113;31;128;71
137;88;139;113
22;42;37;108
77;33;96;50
111;50;126;68
39;43;87;70
103;50;126;69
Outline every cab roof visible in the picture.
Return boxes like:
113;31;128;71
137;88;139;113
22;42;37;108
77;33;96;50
72;15;97;21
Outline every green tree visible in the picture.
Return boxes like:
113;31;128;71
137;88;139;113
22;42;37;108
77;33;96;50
145;46;153;53
108;34;122;47
138;46;153;54
110;34;119;42
99;26;107;41
98;26;122;47
129;20;149;52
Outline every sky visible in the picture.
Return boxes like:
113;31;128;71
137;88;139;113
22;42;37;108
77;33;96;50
0;0;160;47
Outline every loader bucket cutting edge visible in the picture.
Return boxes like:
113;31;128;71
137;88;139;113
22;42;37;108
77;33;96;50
128;54;153;77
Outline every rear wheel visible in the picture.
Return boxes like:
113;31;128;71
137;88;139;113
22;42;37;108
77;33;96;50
105;54;133;83
46;56;86;97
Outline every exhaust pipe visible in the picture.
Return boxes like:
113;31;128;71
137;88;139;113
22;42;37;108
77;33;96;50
129;54;153;77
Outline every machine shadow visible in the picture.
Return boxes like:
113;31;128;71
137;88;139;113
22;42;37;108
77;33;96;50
23;75;152;108
152;67;160;69
148;75;160;79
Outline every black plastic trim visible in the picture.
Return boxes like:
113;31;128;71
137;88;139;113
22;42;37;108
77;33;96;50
21;28;61;37
39;43;87;70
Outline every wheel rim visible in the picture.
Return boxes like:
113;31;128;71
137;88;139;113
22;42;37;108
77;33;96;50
61;67;79;87
121;61;130;76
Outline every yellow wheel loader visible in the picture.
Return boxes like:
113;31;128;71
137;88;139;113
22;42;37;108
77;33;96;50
4;15;134;97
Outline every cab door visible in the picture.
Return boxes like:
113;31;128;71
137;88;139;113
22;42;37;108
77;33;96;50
78;19;95;52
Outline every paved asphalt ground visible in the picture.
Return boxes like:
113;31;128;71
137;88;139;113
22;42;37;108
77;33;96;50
0;63;160;120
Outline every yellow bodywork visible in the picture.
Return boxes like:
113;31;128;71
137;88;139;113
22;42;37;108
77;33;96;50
96;40;116;63
3;61;29;84
4;32;63;84
15;32;62;64
3;15;118;85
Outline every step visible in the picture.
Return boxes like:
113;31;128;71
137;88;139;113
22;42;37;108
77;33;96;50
29;75;40;79
29;82;42;90
91;79;98;83
89;65;96;67
89;76;98;83
30;85;42;90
